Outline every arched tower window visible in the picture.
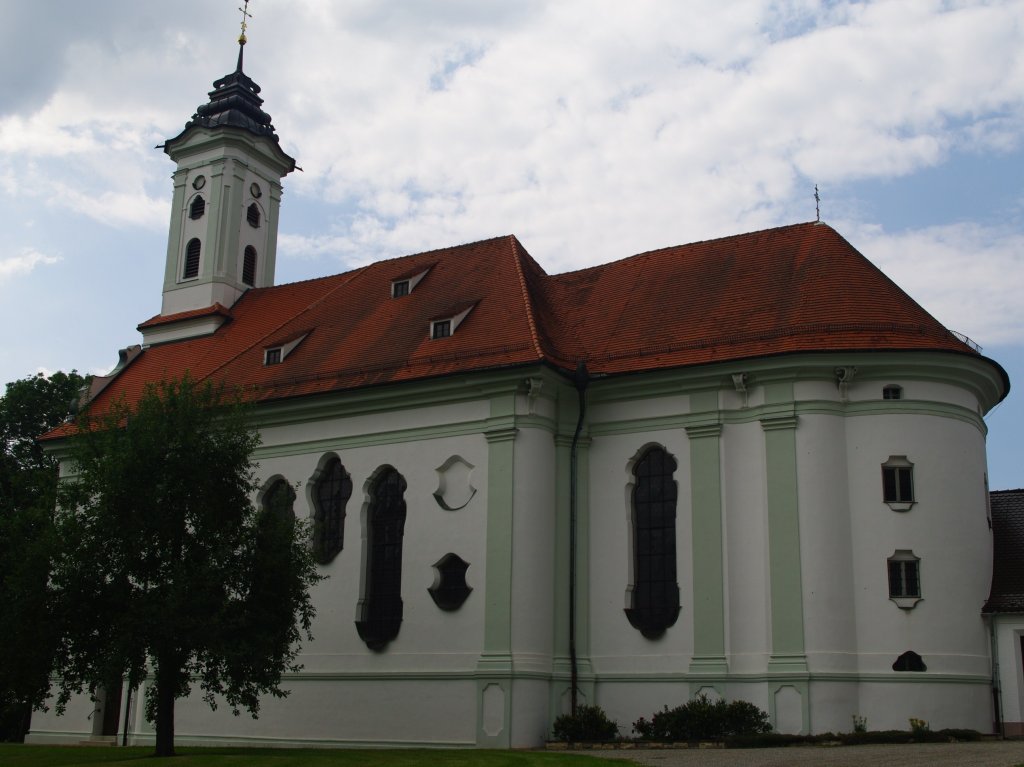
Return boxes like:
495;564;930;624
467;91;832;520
242;246;257;287
356;467;407;650
625;446;680;638
312;457;352;565
892;650;927;671
247;203;261;228
189;195;206;220
182;238;201;280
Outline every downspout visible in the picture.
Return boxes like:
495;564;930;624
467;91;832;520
569;362;589;715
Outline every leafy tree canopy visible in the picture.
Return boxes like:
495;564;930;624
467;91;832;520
51;375;321;757
0;370;87;741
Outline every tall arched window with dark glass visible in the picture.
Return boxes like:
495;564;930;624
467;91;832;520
625;446;680;638
356;467;407;650
312;457;352;565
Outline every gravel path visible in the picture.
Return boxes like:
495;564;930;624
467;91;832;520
575;741;1024;766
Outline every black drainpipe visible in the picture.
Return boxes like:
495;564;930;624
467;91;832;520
569;361;589;715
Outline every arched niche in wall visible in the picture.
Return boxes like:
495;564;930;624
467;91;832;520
433;455;476;511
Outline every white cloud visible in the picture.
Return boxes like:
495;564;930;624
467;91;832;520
845;221;1024;348
0;248;60;283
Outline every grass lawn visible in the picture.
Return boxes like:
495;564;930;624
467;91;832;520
0;745;613;766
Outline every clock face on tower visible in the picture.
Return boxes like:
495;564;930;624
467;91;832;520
192;175;206;190
250;182;262;198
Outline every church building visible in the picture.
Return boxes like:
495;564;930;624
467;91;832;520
29;38;1011;748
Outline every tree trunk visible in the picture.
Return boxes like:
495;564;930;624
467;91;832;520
153;663;177;757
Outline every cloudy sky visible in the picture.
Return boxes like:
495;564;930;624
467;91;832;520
0;0;1021;487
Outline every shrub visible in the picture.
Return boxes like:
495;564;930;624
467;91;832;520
852;714;867;733
552;704;619;742
632;695;771;741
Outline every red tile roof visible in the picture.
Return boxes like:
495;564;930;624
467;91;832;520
45;222;999;439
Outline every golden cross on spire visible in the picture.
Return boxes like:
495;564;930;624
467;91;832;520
238;0;253;45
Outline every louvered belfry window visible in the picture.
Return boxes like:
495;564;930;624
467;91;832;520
312;458;352;565
247;203;260;228
189;195;205;220
356;468;408;650
183;238;201;279
625;446;681;638
242;246;257;287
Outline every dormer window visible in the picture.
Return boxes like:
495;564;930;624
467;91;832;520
247;203;260;228
262;332;309;366
189;195;206;220
883;385;903;400
390;265;433;298
429;302;476;340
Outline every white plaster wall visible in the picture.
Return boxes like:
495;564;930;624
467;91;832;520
585;428;694;673
845;413;992;677
994;617;1024;730
796;413;859;673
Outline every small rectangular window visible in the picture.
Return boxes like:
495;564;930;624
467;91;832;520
392;280;410;298
265;348;282;365
432;320;451;339
883;385;903;400
882;466;914;503
888;559;920;598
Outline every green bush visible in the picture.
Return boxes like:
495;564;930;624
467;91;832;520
632;695;771;741
551;704;620;742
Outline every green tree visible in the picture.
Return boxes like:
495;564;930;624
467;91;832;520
0;371;87;741
51;375;321;757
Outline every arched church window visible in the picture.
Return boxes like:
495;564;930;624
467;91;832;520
312;457;352;565
242;246;257;287
625;445;681;638
183;238;201;279
262;478;296;523
189;195;205;220
247;203;260;228
356;467;407;650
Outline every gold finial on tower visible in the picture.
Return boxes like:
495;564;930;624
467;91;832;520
238;0;253;45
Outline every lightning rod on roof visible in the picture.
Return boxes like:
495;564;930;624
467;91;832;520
814;184;821;222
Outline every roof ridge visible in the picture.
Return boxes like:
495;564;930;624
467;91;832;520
507;235;546;361
552;220;823;279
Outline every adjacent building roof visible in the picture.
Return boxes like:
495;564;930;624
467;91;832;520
44;221;1006;439
985;489;1024;613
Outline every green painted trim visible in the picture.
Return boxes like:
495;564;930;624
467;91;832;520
131;733;477;749
761;387;808;672
585;350;1005;417
589;399;985;437
589;671;991;685
685;415;727;674
475;393;519;747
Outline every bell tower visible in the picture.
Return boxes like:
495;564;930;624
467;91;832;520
157;25;295;319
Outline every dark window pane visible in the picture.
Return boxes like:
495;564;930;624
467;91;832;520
247;203;260;228
190;195;205;220
625;446;680;638
356;467;407;650
183;238;201;279
242;246;257;287
312;458;352;565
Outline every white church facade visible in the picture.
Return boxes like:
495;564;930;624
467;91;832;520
30;43;1010;748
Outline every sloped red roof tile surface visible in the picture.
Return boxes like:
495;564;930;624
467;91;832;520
45;222;995;438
